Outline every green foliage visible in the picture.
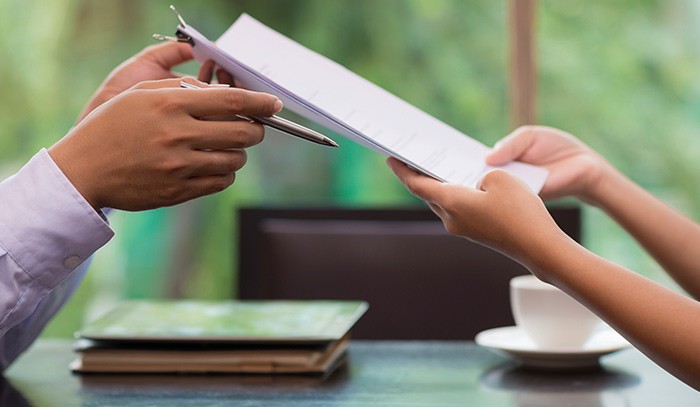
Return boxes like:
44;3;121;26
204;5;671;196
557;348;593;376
1;0;697;336
537;1;700;279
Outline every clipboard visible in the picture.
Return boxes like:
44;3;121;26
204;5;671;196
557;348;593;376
155;6;549;191
155;6;338;148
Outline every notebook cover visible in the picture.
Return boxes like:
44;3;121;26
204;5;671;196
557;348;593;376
76;300;368;344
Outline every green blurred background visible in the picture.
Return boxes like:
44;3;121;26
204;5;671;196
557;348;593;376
1;0;699;337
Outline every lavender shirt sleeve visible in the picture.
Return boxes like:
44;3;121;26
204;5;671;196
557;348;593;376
0;149;114;370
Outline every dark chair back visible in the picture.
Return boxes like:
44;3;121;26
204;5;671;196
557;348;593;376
238;206;581;340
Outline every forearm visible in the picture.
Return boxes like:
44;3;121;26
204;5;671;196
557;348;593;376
589;166;700;298
528;234;700;390
0;150;113;370
0;262;88;370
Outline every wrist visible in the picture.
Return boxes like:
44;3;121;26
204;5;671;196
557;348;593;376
584;162;630;211
509;219;573;272
520;229;584;285
47;138;102;211
575;158;616;206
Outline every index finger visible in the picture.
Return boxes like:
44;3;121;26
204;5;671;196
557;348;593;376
130;78;283;117
178;87;283;118
486;125;539;166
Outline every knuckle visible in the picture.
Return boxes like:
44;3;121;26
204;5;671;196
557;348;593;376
157;155;189;176
258;97;276;116
145;91;185;115
156;184;185;204
242;124;265;146
230;124;264;147
152;125;187;149
226;150;247;171
210;174;235;193
224;90;245;111
160;96;185;114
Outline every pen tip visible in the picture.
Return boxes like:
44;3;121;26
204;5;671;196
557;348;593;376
327;139;339;148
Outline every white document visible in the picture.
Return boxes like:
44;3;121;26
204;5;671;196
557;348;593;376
182;14;548;191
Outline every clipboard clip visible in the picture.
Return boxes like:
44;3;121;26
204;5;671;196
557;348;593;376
152;5;193;46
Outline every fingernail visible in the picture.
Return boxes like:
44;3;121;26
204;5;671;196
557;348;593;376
273;99;283;113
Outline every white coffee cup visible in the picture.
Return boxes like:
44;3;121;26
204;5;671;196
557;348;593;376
510;275;601;349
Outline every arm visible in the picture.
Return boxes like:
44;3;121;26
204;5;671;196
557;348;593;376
49;77;280;211
58;43;281;211
387;157;700;390
487;125;700;300
0;150;113;370
1;44;188;370
0;44;282;370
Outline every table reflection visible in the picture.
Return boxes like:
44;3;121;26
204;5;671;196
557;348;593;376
7;341;696;406
480;362;640;407
77;361;350;397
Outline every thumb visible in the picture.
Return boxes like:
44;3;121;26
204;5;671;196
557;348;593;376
486;126;538;166
141;42;193;69
476;169;524;192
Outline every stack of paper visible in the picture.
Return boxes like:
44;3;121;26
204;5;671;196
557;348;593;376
71;300;367;374
180;14;548;191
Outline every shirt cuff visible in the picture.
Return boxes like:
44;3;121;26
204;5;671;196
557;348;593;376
0;149;114;289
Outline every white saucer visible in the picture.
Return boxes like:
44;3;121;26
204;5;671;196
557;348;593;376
475;326;631;370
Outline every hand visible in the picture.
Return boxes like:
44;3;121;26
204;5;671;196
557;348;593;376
50;78;282;211
387;158;565;265
78;43;193;123
197;59;236;86
487;125;613;204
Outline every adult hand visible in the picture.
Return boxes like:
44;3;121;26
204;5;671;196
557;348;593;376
51;78;282;211
487;125;612;204
387;158;565;265
78;43;193;123
197;59;237;86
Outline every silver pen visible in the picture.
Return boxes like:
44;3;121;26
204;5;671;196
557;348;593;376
179;81;338;148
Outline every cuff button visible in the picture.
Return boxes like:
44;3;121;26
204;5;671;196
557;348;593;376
64;256;82;269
